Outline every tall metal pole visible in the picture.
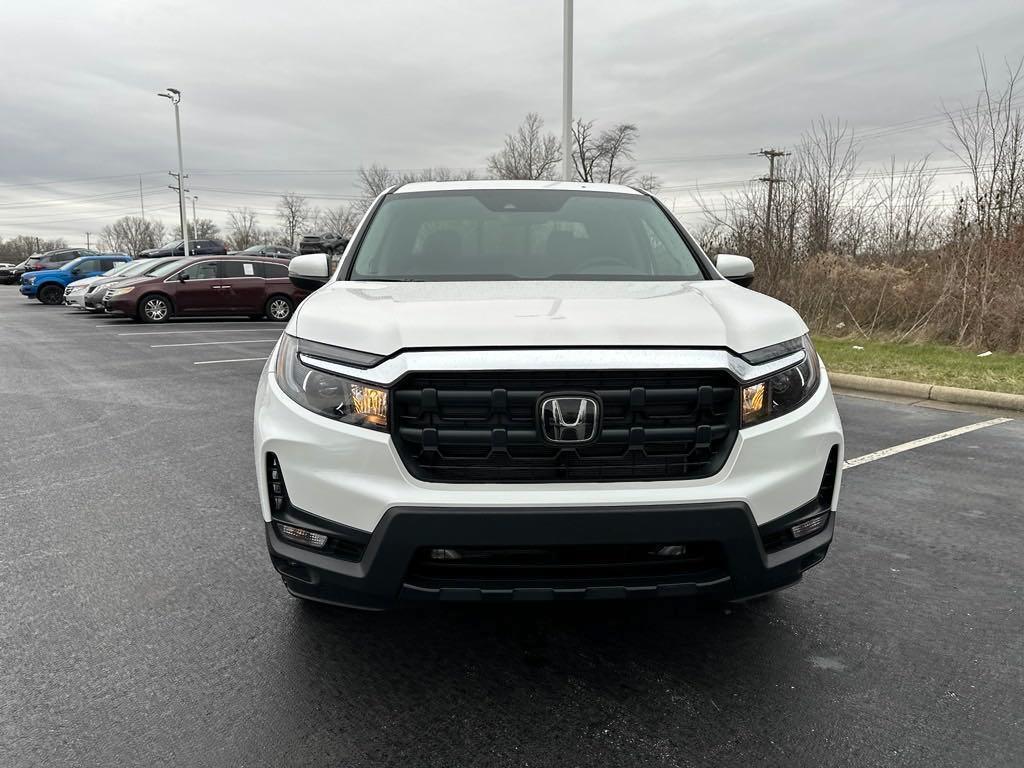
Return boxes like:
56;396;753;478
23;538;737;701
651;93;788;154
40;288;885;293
172;99;189;256
191;196;198;239
139;175;145;221
562;0;573;181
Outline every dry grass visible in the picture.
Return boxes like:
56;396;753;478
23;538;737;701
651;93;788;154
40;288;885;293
814;336;1024;395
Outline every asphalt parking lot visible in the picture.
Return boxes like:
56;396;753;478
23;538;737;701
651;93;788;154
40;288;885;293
1;288;1021;768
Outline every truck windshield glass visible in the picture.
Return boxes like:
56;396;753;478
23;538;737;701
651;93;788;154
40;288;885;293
349;190;706;281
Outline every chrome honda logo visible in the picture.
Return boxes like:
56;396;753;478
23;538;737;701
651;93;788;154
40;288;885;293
539;394;601;444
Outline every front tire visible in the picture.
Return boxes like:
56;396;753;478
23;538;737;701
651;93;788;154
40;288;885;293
138;294;172;323
265;295;293;322
37;284;63;305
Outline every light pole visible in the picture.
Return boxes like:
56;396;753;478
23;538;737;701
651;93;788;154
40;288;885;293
562;0;574;181
158;88;189;257
191;195;198;239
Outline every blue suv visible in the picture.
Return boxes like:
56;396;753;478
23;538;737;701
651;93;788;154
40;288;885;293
21;254;132;305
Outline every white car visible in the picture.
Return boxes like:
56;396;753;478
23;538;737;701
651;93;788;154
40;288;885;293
254;181;844;610
63;259;139;308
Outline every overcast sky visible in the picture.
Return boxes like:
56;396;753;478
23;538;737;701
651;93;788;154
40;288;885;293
1;0;1023;243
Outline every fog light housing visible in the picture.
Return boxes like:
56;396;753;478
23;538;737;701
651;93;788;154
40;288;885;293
276;523;328;549
790;513;829;540
653;544;686;557
430;548;462;561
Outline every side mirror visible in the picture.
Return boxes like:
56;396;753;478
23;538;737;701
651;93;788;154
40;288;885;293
289;252;330;291
178;273;189;282
714;254;755;288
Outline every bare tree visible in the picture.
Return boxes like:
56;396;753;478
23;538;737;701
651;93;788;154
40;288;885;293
100;216;165;255
276;193;312;248
172;219;220;240
636;173;662;194
944;54;1024;344
226;207;260;250
355;164;478;213
871;157;938;261
488;112;561;180
570;118;600;182
570;119;643;184
798;117;859;256
358;164;400;199
315;205;360;237
945;54;1024;238
0;235;68;261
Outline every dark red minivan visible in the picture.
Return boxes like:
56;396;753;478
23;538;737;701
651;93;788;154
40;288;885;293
102;255;310;323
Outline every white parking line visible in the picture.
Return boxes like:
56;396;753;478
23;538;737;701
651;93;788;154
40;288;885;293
193;357;269;366
151;339;278;348
97;321;282;329
844;417;1013;469
115;328;283;336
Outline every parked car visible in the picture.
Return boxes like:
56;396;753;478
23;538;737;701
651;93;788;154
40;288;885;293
80;257;184;312
21;253;132;304
231;244;298;259
137;239;228;259
257;180;844;611
65;256;171;309
103;255;308;322
0;259;31;285
298;232;349;255
23;248;100;273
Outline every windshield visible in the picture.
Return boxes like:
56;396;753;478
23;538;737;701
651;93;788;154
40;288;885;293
148;258;191;278
349;190;705;282
241;245;264;253
103;261;135;277
160;240;184;250
59;259;83;272
117;259;163;277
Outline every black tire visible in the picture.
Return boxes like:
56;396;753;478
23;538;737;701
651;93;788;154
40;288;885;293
265;295;293;322
37;284;63;305
138;293;172;323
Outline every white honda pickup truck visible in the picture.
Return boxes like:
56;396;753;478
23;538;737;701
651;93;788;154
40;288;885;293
254;180;844;610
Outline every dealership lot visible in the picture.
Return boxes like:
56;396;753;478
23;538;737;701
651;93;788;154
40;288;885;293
1;289;1021;767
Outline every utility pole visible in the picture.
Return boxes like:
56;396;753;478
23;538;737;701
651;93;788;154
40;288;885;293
139;175;145;221
158;88;189;256
562;0;574;182
752;148;789;247
191;196;198;239
85;233;91;249
167;173;191;236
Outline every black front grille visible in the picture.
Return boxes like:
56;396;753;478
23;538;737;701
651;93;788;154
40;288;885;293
391;369;739;483
407;542;726;584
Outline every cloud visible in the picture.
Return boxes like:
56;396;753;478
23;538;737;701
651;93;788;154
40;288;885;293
0;0;1022;239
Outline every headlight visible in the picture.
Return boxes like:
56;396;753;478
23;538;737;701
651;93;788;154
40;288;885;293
274;334;388;430
24;276;35;284
107;286;135;297
741;335;820;427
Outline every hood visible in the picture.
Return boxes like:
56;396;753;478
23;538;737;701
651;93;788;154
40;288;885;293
68;275;104;289
108;275;162;290
292;280;808;357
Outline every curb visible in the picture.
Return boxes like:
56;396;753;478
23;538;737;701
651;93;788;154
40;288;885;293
829;372;1024;412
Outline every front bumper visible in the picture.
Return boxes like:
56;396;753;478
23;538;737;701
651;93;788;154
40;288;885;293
84;291;107;310
255;350;844;609
19;283;38;297
267;501;835;610
64;290;88;308
103;294;134;315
